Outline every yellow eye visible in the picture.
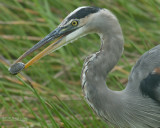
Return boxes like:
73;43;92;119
71;20;78;26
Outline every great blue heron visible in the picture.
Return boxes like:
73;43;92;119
9;6;160;128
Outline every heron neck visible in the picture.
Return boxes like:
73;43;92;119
81;22;124;114
82;23;124;89
99;30;124;77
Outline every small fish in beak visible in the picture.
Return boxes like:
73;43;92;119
9;62;25;75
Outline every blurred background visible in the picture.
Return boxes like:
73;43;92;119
0;0;160;127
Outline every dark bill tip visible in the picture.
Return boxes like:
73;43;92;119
9;62;25;75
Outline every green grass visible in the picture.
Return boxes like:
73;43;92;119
0;0;160;127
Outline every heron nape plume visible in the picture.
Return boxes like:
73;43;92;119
9;6;160;128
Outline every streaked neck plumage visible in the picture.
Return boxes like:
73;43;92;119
81;10;124;126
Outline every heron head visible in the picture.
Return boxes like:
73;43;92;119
9;6;105;74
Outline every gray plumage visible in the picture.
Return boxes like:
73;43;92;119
11;6;160;128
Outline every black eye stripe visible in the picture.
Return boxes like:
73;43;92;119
67;7;101;21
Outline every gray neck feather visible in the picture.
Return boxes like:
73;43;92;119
81;13;124;124
81;14;124;90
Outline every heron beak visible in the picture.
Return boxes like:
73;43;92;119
10;25;76;73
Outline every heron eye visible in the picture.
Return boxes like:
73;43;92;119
71;20;78;26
